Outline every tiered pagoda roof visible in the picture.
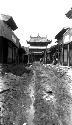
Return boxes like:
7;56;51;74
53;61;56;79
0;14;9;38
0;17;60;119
27;34;51;46
29;46;46;54
27;34;51;55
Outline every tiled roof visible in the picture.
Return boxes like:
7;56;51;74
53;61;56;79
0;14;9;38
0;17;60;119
1;14;18;31
0;20;19;47
30;38;48;42
29;34;48;42
65;8;72;19
55;28;69;40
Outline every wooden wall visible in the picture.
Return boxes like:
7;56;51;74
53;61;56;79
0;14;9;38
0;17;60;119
60;42;72;66
0;36;19;64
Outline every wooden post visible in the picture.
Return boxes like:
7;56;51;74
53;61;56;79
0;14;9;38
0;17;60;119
28;54;29;64
68;44;69;66
45;46;47;64
12;46;13;63
45;51;46;64
28;47;29;64
61;39;64;66
58;44;59;63
68;35;70;67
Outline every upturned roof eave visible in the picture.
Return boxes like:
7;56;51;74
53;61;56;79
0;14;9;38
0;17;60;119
55;28;69;40
27;42;50;46
1;14;18;31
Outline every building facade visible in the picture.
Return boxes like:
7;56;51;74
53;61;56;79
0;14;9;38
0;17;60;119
0;14;20;64
47;43;59;64
55;27;72;66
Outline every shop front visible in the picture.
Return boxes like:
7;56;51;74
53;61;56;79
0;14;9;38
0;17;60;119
0;15;19;64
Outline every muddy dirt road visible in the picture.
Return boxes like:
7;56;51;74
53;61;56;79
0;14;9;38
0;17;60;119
1;63;72;125
30;63;72;125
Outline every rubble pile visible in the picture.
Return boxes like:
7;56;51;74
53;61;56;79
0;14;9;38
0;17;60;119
1;63;72;125
0;64;33;125
32;63;72;125
2;64;31;76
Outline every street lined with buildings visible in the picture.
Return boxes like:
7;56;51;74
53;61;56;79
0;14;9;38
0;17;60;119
0;8;72;125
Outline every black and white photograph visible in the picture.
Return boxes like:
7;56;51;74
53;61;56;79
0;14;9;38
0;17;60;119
0;0;72;125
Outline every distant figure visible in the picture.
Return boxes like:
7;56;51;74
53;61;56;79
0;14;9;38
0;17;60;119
52;54;58;65
54;58;58;65
40;58;43;63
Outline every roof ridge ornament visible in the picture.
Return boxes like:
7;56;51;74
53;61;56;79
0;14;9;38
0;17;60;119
37;33;40;38
46;35;47;38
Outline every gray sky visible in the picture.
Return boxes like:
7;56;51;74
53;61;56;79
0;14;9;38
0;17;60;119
0;0;72;46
